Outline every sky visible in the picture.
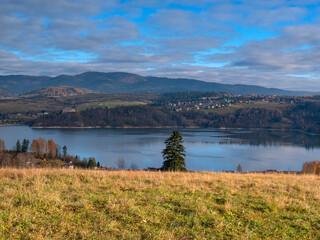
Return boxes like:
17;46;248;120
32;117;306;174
1;0;320;91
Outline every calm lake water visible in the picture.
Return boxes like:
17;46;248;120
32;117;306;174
0;126;319;171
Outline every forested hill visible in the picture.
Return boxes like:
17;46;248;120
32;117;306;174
0;72;315;96
30;102;320;134
21;86;92;98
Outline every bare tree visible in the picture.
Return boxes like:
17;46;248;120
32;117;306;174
117;157;126;170
130;163;139;171
16;153;27;168
46;139;57;159
0;139;5;152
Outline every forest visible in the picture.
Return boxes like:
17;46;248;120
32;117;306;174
29;102;320;134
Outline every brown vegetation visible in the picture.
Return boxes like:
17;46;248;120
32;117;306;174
302;161;320;175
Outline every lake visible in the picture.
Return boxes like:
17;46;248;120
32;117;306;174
0;126;319;171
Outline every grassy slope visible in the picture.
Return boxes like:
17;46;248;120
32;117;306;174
0;93;155;113
0;169;319;239
201;102;288;115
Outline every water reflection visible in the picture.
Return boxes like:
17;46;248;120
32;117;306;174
218;130;320;150
0;126;319;171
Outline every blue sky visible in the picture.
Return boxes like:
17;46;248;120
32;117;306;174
0;0;320;91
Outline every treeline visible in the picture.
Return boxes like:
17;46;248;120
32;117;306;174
29;102;320;134
30;106;189;127
30;106;282;128
0;138;100;169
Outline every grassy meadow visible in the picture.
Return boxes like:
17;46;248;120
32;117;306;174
0;169;319;239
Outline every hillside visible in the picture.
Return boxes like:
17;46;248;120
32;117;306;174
21;86;92;98
0;72;315;96
0;89;10;98
0;169;319;239
30;102;320;134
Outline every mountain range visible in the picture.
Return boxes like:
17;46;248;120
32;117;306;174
0;72;317;97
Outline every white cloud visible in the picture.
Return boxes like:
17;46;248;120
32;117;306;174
0;0;319;91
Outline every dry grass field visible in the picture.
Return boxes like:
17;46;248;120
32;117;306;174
0;93;155;113
0;169;319;239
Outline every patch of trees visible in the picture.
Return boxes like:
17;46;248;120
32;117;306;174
31;137;57;158
0;138;31;168
302;161;320;175
15;139;30;153
0;138;100;169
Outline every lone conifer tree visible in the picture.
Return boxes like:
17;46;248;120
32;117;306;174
162;130;186;171
237;164;243;173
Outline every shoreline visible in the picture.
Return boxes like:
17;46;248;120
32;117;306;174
29;126;320;135
1;124;319;135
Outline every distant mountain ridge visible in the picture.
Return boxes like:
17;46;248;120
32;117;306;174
0;71;317;96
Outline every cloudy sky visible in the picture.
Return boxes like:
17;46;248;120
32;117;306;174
1;0;320;91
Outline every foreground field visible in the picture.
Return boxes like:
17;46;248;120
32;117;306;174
0;169;319;239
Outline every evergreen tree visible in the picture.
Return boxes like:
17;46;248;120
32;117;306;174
16;140;21;153
87;157;97;169
237;164;243;173
63;146;67;158
162;130;186;171
21;139;29;153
